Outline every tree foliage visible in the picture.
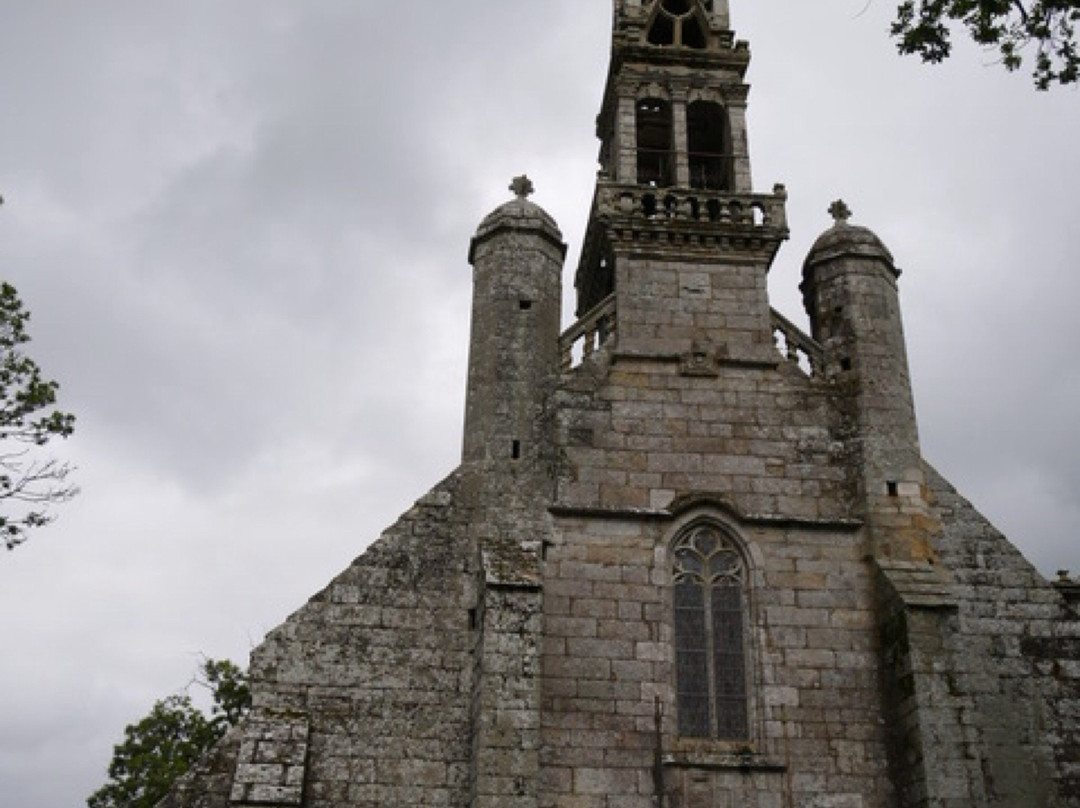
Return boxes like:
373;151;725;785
891;0;1080;89
87;659;252;808
0;280;76;550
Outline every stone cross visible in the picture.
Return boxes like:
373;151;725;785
510;175;535;199
828;199;852;223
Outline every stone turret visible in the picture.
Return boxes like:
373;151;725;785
463;176;566;468
801;201;936;561
804;203;955;806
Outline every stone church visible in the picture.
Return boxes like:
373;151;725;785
162;2;1079;806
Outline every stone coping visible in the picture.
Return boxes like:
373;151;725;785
662;752;787;773
549;503;863;532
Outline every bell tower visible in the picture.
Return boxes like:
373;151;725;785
575;0;789;362
605;0;748;195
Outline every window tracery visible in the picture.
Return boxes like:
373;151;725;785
672;523;749;740
647;0;708;50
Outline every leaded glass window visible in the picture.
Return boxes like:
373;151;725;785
672;525;748;739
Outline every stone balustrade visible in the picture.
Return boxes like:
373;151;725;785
771;307;823;378
598;182;788;231
560;294;616;371
560;298;821;378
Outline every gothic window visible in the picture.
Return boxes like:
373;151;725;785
672;524;749;740
636;98;673;187
647;0;708;50
687;101;730;191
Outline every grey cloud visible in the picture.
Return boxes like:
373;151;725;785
1;2;1078;807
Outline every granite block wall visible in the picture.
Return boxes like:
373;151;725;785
926;466;1080;806
162;473;481;808
555;354;854;523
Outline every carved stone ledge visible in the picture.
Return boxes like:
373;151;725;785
662;752;786;773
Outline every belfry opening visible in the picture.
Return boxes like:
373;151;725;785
647;0;708;49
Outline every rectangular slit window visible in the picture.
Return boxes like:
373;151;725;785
512;440;521;459
887;481;899;497
519;300;533;310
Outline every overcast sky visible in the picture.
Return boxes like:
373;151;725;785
1;2;1078;806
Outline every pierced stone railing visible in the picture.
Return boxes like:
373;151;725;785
560;294;616;371
598;183;788;231
771;308;823;378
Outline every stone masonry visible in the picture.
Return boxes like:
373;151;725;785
160;2;1079;807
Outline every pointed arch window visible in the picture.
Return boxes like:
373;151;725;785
647;0;708;50
672;524;749;740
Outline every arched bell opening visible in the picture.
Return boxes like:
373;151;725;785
681;14;707;49
647;8;675;46
636;97;673;187
647;0;709;50
687;100;730;191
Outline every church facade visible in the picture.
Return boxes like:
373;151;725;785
162;2;1080;806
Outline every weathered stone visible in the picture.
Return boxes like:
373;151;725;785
156;4;1078;808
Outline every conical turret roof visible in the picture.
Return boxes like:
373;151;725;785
469;176;565;263
803;200;896;273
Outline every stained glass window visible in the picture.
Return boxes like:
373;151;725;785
672;525;748;739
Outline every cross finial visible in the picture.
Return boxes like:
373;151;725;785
828;199;852;224
510;175;535;199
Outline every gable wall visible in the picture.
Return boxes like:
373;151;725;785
543;355;896;808
555;353;853;521
540;513;895;808
925;467;1080;806
234;473;481;808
